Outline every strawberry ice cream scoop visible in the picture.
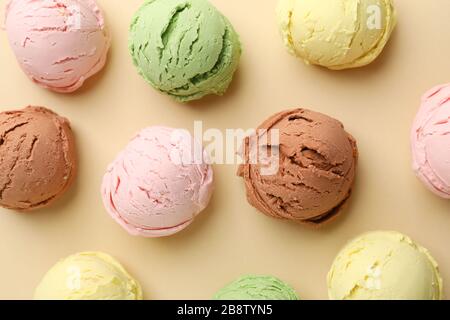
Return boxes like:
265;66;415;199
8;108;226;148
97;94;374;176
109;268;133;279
101;126;214;237
411;84;450;198
5;0;110;93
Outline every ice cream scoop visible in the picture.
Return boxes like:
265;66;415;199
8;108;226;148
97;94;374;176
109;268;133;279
34;252;143;300
214;275;298;300
129;0;241;102
411;84;450;198
237;108;357;226
101;126;213;237
276;0;396;70
0;106;77;211
327;231;443;300
5;0;110;93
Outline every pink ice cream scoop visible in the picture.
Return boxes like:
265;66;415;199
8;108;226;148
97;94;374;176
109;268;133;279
5;0;110;93
101;126;214;237
411;84;450;198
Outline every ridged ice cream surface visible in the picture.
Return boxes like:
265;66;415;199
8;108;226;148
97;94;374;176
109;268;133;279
276;0;396;70
34;252;143;300
327;231;443;300
238;109;357;226
214;275;298;300
129;0;241;102
0;106;77;211
411;84;450;198
5;0;110;93
101;126;214;237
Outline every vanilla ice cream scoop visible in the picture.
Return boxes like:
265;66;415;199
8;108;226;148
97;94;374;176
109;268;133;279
328;231;443;300
34;252;143;300
277;0;396;70
5;0;110;93
101;126;214;237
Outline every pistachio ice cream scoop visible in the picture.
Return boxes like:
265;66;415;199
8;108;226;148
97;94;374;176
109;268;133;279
129;0;241;102
214;275;298;300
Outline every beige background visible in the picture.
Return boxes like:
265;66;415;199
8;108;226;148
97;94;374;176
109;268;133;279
0;0;449;300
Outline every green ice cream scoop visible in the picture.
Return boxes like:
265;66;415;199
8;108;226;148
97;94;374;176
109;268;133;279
214;275;299;300
129;0;241;102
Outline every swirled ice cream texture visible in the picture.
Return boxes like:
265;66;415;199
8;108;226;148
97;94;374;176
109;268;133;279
276;0;396;70
327;231;443;300
101;126;214;237
34;252;143;300
214;275;298;300
411;84;450;198
0;106;77;211
238;109;358;226
5;0;110;93
129;0;241;102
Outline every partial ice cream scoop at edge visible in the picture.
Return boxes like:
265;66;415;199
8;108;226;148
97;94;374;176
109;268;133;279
5;0;111;93
34;252;143;300
129;0;242;102
276;0;397;70
237;108;358;226
0;106;77;211
101;126;214;237
411;83;450;198
327;231;443;300
214;275;298;300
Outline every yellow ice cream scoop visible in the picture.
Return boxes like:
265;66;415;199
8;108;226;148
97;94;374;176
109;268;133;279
277;0;396;70
34;252;143;300
327;231;443;300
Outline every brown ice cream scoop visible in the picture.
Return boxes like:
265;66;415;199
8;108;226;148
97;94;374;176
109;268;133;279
0;106;77;211
237;108;358;226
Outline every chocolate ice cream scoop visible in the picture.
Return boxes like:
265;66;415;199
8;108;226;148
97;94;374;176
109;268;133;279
238;109;357;226
0;106;77;211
